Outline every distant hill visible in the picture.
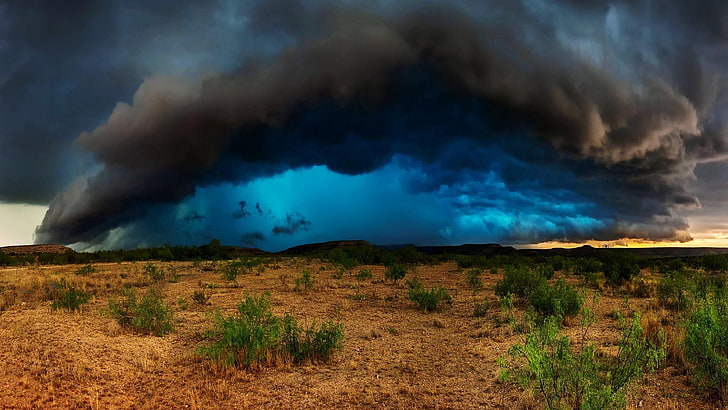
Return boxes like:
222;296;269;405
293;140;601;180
225;246;271;257
279;240;372;256
407;243;518;256
0;244;75;255
406;243;728;258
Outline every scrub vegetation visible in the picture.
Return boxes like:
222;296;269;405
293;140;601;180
0;242;726;407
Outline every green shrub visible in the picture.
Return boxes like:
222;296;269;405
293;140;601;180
529;279;582;318
684;290;728;401
495;266;544;300
143;262;166;282
221;260;244;281
281;315;344;363
385;264;407;283
108;287;174;336
536;264;554;280
49;278;91;311
500;312;663;409
197;293;343;368
294;269;314;291
356;269;372;281
74;264;96;275
473;299;490;317
603;253;640;286
465;268;484;293
657;270;692;312
406;278;451;312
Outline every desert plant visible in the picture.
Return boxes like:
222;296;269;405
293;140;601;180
197;293;343;368
684;289;728;401
294;269;314;291
143;262;166;282
500;312;664;409
356;268;372;281
406;278;451;312
473;299;490;317
221;260;244;281
281;314;344;363
385;264;407;283
49;278;91;311
465;268;484;293
536;264;554;280
528;279;582;318
657;270;692;312
495;266;544;300
192;290;211;306
108;287;174;336
603;253;640;286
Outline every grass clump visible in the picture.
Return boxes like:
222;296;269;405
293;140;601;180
197;293;343;368
356;268;372;281
406;278;451;312
294;269;314;291
108;287;174;336
500;312;664;409
49;278;91;311
465;268;484;293
385;264;407;283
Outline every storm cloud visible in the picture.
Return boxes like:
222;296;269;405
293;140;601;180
17;0;728;248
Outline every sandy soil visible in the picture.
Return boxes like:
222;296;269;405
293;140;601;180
0;260;716;409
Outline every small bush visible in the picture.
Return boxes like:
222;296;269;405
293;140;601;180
465;268;484;293
281;315;344;363
108;287;174;336
529;279;582;318
356;269;372;281
500;312;664;409
221;260;244;281
603;253;640;286
294;269;314;291
197;293;343;368
473;300;490;317
684;291;728;401
407;278;451;312
49;278;91;311
192;290;211;306
536;264;554;280
495;266;544;300
74;264;96;275
143;262;166;282
385;264;407;283
657;270;692;312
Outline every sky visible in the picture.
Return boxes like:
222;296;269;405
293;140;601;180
2;0;728;251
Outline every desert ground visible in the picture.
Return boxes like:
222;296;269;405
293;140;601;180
0;258;716;409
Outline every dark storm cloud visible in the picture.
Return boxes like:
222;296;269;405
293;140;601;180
272;213;312;236
31;0;728;246
241;230;266;246
0;0;248;204
233;201;252;219
184;211;205;223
